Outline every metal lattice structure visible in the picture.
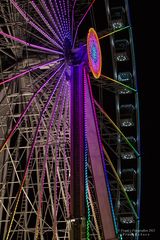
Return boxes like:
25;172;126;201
0;1;141;239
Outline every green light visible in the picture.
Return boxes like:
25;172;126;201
84;74;90;239
120;234;123;240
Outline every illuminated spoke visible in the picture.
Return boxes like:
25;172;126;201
36;78;67;238
48;0;65;39
54;0;67;36
73;0;96;48
0;58;64;86
0;30;63;55
99;26;130;40
67;0;71;34
0;63;65;153
30;1;63;48
72;0;77;38
103;146;138;219
10;0;62;48
22;26;57;49
101;74;137;92
94;99;140;157
5;65;66;240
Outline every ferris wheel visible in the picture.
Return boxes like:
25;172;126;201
0;0;141;240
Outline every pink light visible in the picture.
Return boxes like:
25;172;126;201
0;58;64;86
0;30;63;55
30;1;63;48
48;0;65;39
0;63;65;153
36;72;67;236
10;0;63;48
87;28;102;79
73;0;96;48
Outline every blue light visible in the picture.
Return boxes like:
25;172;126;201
91;43;98;63
84;71;90;239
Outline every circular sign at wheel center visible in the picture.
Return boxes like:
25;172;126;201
87;28;102;79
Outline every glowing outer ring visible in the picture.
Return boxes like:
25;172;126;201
87;28;102;79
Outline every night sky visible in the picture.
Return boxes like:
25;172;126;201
130;1;159;238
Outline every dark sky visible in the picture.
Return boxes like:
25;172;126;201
130;1;159;238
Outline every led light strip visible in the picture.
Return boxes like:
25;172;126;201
87;28;102;79
84;68;90;239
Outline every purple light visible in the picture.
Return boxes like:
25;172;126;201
87;28;102;79
73;0;95;48
10;0;63;48
64;0;70;34
40;0;64;41
16;72;66;239
67;0;71;34
0;63;65;152
0;58;64;86
0;30;63;55
59;0;67;31
37;74;67;234
54;0;67;35
72;0;77;39
30;1;63;48
48;0;65;40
